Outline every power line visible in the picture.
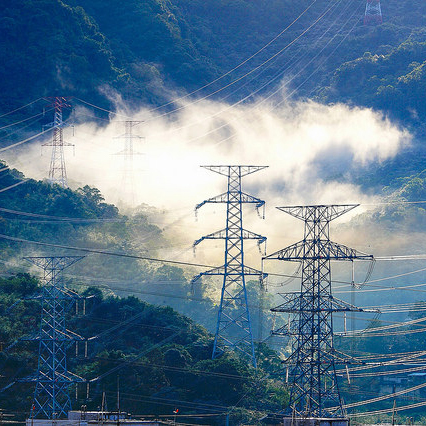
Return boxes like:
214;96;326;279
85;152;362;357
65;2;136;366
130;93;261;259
0;127;54;153
349;399;426;418
0;207;136;223
0;110;48;131
0;232;213;268
3;231;426;294
0;180;29;193
180;0;360;149
73;0;320;120
0;98;43;119
72;0;336;145
141;1;338;141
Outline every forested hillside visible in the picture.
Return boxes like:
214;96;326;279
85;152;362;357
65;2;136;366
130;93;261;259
3;0;426;423
0;275;285;424
2;0;426;127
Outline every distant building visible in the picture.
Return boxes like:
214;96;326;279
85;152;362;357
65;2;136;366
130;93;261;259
26;411;171;426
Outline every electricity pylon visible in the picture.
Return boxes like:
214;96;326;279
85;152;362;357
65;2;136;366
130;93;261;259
114;121;144;208
263;205;374;419
364;0;382;25
23;256;85;420
42;97;74;188
192;165;267;368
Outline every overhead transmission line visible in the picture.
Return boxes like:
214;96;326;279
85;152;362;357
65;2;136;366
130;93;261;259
0;207;142;223
4;231;426;291
0;180;29;193
2;205;426;283
191;0;362;148
274;3;363;107
0;110;50;131
146;0;359;149
0;98;43;119
74;0;321;120
0;127;53;153
349;400;426;418
347;365;426;379
0;116;47;144
133;1;339;138
212;0;356;105
336;316;426;336
338;381;426;410
72;0;337;137
257;0;362;106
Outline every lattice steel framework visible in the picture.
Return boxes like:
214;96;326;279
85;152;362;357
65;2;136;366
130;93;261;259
364;0;382;25
23;256;85;420
192;166;267;368
114;121;143;207
42;97;74;188
264;205;373;418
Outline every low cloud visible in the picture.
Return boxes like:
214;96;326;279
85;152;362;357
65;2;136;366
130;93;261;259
4;96;411;268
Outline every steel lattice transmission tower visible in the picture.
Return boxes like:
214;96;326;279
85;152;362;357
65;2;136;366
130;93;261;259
364;0;382;25
114;121;144;207
192;165;267;368
23;256;86;420
42;97;74;188
263;205;373;420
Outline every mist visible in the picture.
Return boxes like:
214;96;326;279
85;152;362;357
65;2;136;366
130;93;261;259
3;96;413;286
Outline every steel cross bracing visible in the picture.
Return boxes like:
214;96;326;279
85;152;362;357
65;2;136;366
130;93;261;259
23;256;85;420
192;165;268;368
364;0;382;25
114;121;144;207
42;97;74;188
263;205;374;418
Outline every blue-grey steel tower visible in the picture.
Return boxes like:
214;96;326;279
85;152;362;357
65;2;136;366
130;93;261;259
42;97;74;188
192;165;267;368
24;256;85;420
263;205;373;419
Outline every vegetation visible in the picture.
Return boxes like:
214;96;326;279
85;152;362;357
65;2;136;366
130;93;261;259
2;0;426;422
0;275;287;424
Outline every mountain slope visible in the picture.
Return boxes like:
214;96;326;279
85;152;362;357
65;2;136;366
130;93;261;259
0;275;286;424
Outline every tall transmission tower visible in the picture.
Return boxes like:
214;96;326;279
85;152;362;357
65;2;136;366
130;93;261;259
114;121;144;208
263;205;373;423
192;165;267;368
364;0;382;25
23;256;85;420
42;97;74;188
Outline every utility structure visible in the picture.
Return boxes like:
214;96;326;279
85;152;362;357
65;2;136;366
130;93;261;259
23;256;86;420
42;97;74;188
192;165;267;368
114;121;144;208
263;205;374;424
364;0;382;25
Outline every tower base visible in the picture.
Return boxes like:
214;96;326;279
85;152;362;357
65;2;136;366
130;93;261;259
281;418;349;426
262;415;349;426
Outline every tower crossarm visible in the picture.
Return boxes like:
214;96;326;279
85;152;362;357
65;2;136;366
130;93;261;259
270;292;377;313
277;204;359;222
24;256;84;271
19;370;85;383
191;264;264;283
241;192;266;210
195;192;265;211
201;165;268;177
193;228;267;248
20;328;85;342
26;287;84;301
191;265;266;289
42;140;74;147
195;192;228;210
264;240;373;262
